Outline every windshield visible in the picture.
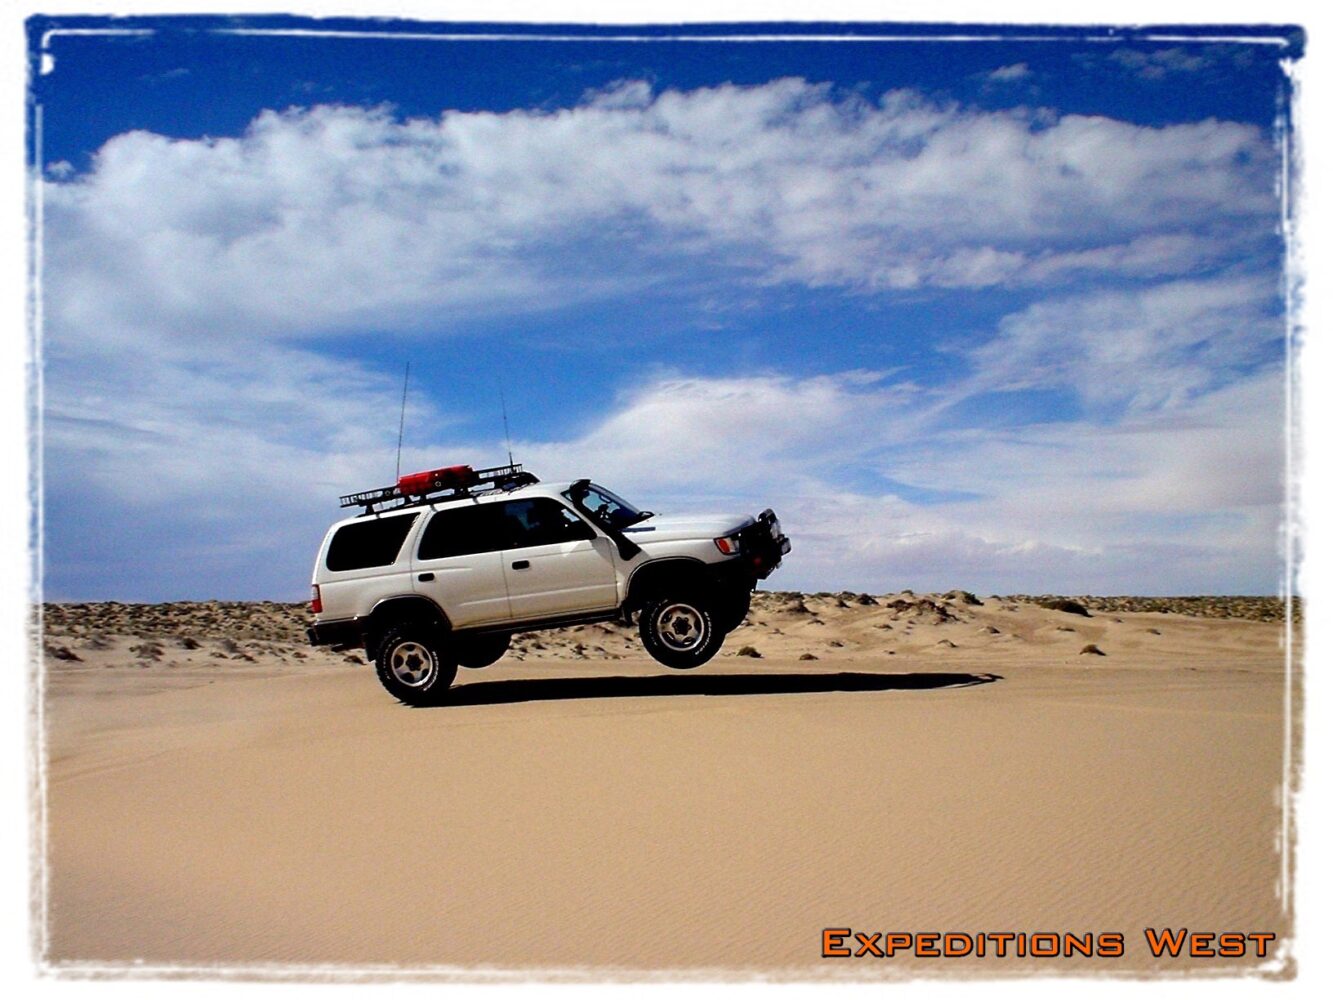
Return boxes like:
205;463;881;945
565;482;651;530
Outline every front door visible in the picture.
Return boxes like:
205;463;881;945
498;498;619;620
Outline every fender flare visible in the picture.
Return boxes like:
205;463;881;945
623;557;716;611
362;595;452;654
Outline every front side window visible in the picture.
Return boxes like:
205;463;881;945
500;498;596;548
326;513;420;571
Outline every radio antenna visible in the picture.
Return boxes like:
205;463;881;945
499;379;515;467
395;361;410;480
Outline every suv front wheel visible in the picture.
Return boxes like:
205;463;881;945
374;624;458;706
639;594;725;669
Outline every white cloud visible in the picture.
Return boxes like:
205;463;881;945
961;275;1282;412
1019;233;1238;284
1078;45;1259;83
891;370;1284;533
987;63;1032;82
1108;47;1211;80
516;371;909;493
43;80;1277;350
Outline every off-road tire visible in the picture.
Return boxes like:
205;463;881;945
456;633;511;669
374;624;458;706
639;594;725;669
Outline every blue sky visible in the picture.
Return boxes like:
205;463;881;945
30;17;1302;600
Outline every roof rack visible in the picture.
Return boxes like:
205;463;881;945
340;463;539;515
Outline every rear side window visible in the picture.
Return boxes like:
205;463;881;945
418;504;503;560
325;513;420;572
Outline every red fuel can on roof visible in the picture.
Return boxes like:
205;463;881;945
396;464;475;496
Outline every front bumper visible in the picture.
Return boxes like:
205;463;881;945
740;508;791;580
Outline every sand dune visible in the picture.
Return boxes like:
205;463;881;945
38;592;1296;978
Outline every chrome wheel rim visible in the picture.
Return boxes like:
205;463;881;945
655;603;706;652
388;640;436;687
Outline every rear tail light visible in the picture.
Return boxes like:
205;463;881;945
311;584;323;614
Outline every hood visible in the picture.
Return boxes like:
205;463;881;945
621;512;754;543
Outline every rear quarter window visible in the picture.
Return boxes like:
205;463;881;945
325;513;420;571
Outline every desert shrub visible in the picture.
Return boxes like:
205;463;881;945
947;590;983;606
1039;599;1091;617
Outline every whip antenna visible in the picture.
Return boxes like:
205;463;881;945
499;379;515;467
395;361;410;480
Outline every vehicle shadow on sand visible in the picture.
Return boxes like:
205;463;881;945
432;670;1002;708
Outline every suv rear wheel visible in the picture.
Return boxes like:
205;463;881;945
374;624;458;706
639;594;725;669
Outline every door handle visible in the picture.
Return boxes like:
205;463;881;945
512;560;530;570
417;573;435;582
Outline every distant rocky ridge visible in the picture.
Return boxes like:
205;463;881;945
1007;595;1298;623
38;589;1296;672
42;600;313;644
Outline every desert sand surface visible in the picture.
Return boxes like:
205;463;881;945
38;592;1297;979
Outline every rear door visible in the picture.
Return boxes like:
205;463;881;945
498;498;619;620
411;504;511;627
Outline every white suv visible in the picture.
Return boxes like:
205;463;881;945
307;464;790;705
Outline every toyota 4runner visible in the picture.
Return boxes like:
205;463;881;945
308;463;791;705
